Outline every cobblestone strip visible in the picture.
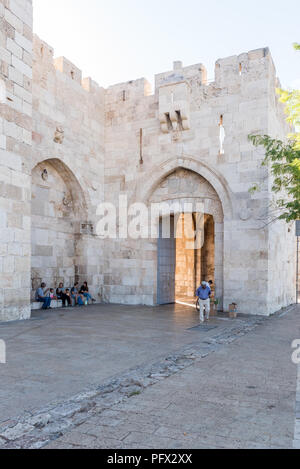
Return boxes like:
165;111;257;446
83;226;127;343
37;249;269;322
294;365;300;449
0;316;265;449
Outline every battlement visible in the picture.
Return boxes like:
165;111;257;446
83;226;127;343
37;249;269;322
34;36;54;62
154;47;276;91
81;77;102;94
106;78;152;102
155;61;207;89
214;47;276;84
33;35;102;94
53;56;82;84
33;34;277;100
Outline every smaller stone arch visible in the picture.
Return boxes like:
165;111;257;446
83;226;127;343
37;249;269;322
32;158;88;217
31;158;89;293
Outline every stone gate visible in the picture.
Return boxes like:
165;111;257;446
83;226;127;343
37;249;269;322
0;0;296;321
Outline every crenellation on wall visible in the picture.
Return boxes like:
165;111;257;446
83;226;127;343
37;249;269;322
81;76;100;93
34;35;54;64
106;77;153;107
53;56;82;84
214;47;273;89
155;61;207;89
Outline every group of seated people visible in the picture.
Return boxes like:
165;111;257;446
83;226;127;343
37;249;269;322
35;281;96;310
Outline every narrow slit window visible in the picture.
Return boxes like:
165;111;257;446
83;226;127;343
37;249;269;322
239;63;242;76
165;113;173;131
175;110;183;131
71;70;75;80
122;90;126;102
219;115;225;155
139;128;143;164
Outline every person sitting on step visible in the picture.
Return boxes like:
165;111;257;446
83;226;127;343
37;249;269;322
65;289;72;306
71;282;84;306
35;283;52;310
49;288;57;300
56;283;72;307
80;281;96;304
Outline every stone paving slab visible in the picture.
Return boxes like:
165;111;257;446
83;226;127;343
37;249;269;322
0;306;267;449
294;365;300;449
0;304;299;449
0;303;260;426
40;305;299;450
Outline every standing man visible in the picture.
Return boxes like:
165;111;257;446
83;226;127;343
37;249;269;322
196;281;211;323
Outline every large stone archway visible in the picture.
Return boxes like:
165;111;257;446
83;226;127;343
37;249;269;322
31;158;90;293
148;167;225;307
138;156;234;220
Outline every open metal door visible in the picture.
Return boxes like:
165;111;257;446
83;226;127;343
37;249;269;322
157;216;176;305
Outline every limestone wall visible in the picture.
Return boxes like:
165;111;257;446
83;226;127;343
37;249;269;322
0;0;33;321
266;65;296;313
104;48;293;315
31;35;106;300
0;0;296;319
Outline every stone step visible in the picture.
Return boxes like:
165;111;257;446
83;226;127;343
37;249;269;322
31;300;64;310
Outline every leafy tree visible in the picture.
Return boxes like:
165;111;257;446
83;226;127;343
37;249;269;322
249;135;300;223
249;43;300;223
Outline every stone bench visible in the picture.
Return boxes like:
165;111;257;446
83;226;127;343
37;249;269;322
31;293;94;310
31;300;64;310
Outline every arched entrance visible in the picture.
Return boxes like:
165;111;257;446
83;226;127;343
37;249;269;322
175;212;215;301
31;158;88;292
149;167;224;307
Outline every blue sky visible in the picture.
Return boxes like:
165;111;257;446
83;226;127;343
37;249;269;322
33;0;300;90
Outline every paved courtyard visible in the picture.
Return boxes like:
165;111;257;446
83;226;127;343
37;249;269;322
0;303;252;424
0;304;299;449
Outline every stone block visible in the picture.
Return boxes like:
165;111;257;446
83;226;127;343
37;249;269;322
31;300;63;310
8;65;23;86
0;45;12;64
6;37;22;59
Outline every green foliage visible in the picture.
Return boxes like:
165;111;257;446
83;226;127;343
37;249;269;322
277;43;300;150
277;87;300;150
249;43;300;223
249;135;300;222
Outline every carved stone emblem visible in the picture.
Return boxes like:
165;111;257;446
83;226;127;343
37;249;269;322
62;192;73;209
54;126;64;144
239;201;252;221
